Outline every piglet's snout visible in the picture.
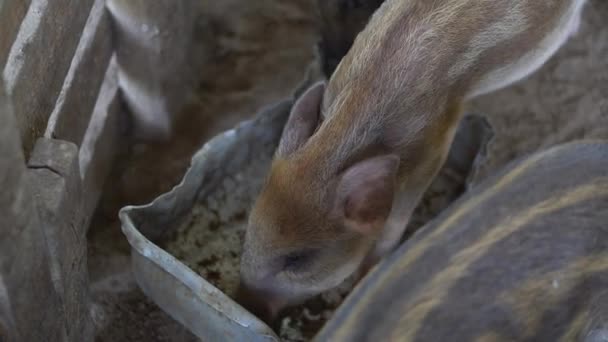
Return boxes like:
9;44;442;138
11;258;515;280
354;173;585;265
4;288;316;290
235;282;288;325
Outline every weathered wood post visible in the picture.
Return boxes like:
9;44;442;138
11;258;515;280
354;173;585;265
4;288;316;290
0;81;67;342
107;0;206;141
1;0;126;341
27;136;94;342
2;0;97;155
0;0;32;68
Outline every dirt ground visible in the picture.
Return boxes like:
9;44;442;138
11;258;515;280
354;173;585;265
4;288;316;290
87;0;608;341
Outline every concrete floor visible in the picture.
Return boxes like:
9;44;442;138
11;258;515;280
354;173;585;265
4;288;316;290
87;0;607;340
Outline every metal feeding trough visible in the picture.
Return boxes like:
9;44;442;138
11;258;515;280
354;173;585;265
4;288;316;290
119;65;493;341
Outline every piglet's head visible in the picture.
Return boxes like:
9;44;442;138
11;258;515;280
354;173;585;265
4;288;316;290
238;82;399;323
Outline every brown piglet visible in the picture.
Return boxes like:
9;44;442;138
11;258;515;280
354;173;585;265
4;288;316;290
239;0;588;321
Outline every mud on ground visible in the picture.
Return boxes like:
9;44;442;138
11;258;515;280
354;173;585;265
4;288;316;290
88;0;608;341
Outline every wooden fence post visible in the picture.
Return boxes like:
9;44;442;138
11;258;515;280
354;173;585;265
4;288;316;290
0;0;32;68
0;80;67;342
2;0;96;155
1;1;125;340
28;137;94;342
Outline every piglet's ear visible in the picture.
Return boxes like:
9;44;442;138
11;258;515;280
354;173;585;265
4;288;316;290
277;81;326;157
335;155;400;235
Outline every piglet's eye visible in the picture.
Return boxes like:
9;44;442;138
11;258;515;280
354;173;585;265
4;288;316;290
283;249;316;271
